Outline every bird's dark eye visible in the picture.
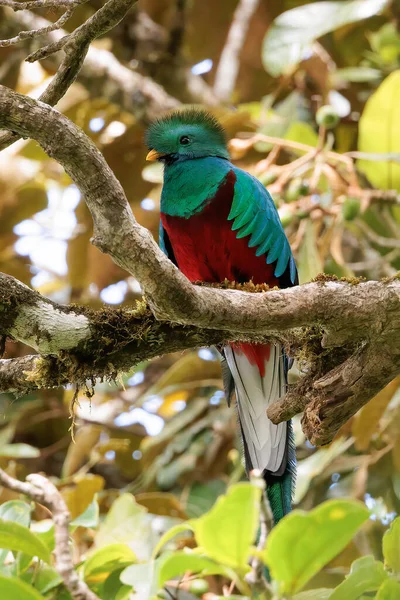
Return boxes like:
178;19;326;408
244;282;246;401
179;135;191;145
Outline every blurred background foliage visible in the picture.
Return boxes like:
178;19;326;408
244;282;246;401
1;0;400;597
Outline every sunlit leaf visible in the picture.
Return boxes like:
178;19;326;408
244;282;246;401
329;555;387;599
22;564;62;595
95;494;153;561
0;575;45;599
262;0;389;76
0;520;51;564
376;579;400;599
382;516;400;573
84;544;136;583
193;483;261;570
158;552;235;587
264;499;370;594
358;71;400;190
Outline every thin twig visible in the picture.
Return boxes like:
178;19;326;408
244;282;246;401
0;0;137;152
0;468;100;600
213;0;260;101
357;220;400;249
0;0;86;10
0;6;75;47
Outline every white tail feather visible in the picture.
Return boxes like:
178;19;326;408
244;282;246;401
224;343;286;473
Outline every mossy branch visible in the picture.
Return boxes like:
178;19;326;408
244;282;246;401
1;85;400;446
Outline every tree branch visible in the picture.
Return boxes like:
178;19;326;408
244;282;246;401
0;0;147;151
0;468;100;600
213;0;260;102
1;86;400;446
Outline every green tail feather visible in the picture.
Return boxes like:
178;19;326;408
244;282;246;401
264;420;296;525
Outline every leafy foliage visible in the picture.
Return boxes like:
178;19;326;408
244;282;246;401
1;0;400;597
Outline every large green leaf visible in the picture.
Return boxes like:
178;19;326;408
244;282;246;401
193;483;261;571
95;494;152;560
329;555;387;600
0;575;45;599
382;516;400;573
376;579;400;599
0;520;51;564
262;0;389;76
358;71;400;190
83;543;136;583
158;552;235;588
264;499;370;595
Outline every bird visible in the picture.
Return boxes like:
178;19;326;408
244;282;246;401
145;108;297;525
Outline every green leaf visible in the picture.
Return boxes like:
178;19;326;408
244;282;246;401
297;220;323;284
293;590;333;600
21;564;62;595
0;575;45;599
70;496;99;529
193;483;261;570
84;544;136;583
0;444;40;458
285;122;318;149
0;520;51;563
358;71;400;190
102;568;132;600
0;500;31;528
382;516;400;573
0;501;33;566
262;0;389;76
329;555;387;600
158;552;235;588
376;579;400;599
120;560;160;599
263;499;370;595
95;494;152;560
152;523;194;559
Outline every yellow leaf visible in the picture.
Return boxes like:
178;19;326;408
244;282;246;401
353;377;400;451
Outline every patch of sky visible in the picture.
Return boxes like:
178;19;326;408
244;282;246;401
191;59;213;75
100;280;128;304
114;408;164;436
89;117;105;132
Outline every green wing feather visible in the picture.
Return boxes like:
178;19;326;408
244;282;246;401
229;167;297;283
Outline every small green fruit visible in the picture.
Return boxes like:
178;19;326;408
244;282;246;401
278;205;293;227
285;177;303;203
258;171;277;186
342;196;361;220
189;579;209;596
316;105;340;129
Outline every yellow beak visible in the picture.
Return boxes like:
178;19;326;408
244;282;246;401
146;149;164;161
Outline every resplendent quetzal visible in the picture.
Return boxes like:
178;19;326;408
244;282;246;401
146;109;297;524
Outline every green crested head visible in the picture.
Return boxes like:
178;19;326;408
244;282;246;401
145;109;230;163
